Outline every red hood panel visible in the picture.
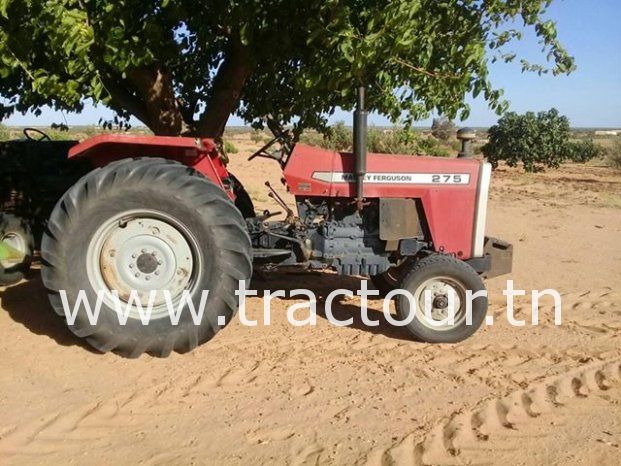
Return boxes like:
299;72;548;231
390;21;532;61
283;144;483;259
284;144;480;197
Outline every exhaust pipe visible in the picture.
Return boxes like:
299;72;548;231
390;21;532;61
353;86;367;211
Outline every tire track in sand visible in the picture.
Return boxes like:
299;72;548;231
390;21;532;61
362;359;621;465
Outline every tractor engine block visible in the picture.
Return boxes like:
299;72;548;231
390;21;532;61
308;202;392;276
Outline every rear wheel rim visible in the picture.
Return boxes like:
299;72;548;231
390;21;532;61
412;276;466;331
86;210;200;320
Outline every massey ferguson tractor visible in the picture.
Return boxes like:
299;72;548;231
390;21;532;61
0;88;511;357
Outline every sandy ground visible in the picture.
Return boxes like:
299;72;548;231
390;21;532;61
1;137;620;465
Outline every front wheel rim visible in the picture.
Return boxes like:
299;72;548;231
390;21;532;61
86;210;200;320
412;276;467;331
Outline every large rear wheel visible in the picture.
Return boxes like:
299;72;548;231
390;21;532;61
42;158;252;358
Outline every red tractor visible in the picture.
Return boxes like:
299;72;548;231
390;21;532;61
2;89;511;357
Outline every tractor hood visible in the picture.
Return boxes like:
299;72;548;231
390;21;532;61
283;144;490;260
283;144;482;198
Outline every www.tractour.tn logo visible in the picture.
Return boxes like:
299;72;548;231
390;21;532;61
59;280;562;328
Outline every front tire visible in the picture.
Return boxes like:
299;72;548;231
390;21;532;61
42;158;252;358
395;254;487;343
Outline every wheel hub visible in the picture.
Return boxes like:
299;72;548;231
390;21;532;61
136;252;159;274
414;278;465;330
433;295;449;309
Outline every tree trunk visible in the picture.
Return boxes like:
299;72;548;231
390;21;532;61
127;68;185;136
104;39;251;138
193;38;252;138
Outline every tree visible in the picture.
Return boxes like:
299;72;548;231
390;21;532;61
0;0;575;138
431;116;456;141
482;109;599;172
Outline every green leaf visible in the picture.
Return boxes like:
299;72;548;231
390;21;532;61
0;0;11;18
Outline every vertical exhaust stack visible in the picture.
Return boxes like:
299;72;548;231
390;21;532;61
353;86;368;211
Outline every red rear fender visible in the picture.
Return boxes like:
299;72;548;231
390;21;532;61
69;134;230;194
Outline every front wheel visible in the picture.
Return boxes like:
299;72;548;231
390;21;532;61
395;255;487;343
42;158;252;358
0;214;34;286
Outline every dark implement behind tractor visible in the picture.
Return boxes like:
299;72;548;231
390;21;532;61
0;92;512;358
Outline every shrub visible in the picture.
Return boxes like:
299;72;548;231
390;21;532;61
300;123;351;151
323;121;352;151
0;123;9;141
482;108;588;172
367;127;451;156
450;139;462;152
224;140;239;154
250;130;264;144
301;124;451;157
367;128;418;154
431;117;456;141
605;139;621;169
565;140;601;163
299;130;327;148
43;128;77;141
418;137;451;157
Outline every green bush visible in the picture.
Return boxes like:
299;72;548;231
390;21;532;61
301;124;451;157
299;123;351;151
565;140;601;163
250;130;264;144
299;130;326;148
0;124;9;141
605;139;621;169
325;122;352;151
44;128;77;141
224;140;239;154
482;109;597;172
418;137;451;157
367;128;450;156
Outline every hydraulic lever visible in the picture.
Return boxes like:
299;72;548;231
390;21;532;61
265;181;294;222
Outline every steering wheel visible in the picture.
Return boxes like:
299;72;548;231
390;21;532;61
23;128;51;141
248;130;291;161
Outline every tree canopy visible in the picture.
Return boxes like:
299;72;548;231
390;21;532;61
0;0;575;137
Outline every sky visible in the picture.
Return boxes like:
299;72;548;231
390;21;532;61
4;0;620;129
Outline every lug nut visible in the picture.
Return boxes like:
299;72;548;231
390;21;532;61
129;264;134;269
134;273;140;278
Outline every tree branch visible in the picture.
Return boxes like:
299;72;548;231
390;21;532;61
392;58;457;79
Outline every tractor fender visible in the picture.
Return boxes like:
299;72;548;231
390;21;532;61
68;134;230;193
